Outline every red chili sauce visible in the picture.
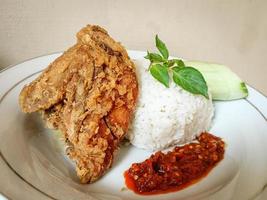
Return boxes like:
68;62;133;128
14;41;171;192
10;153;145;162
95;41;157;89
124;132;225;195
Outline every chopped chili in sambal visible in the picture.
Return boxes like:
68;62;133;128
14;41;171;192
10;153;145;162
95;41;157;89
124;132;225;195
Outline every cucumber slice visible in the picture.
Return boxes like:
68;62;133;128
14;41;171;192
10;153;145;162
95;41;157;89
184;61;248;100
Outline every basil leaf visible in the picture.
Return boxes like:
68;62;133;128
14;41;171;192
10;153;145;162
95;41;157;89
144;51;150;59
168;60;175;67
155;35;169;59
168;59;185;68
173;59;185;67
144;51;165;62
172;67;209;98
150;64;170;87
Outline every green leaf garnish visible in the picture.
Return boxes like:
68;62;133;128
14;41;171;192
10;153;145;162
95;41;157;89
167;59;185;68
145;35;209;99
145;51;165;63
150;64;169;87
173;67;209;98
155;35;169;59
173;59;185;67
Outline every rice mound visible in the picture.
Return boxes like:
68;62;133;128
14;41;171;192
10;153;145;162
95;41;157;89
127;59;214;151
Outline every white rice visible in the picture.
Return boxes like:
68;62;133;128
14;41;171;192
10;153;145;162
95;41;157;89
127;59;214;151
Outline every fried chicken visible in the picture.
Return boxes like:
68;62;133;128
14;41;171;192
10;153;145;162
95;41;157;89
19;25;138;183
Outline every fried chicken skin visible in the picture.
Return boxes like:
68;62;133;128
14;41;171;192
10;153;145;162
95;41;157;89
19;25;138;183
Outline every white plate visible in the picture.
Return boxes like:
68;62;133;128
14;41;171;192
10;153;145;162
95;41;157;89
0;51;267;200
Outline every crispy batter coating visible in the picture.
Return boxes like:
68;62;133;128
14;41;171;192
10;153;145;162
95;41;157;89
19;25;138;183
